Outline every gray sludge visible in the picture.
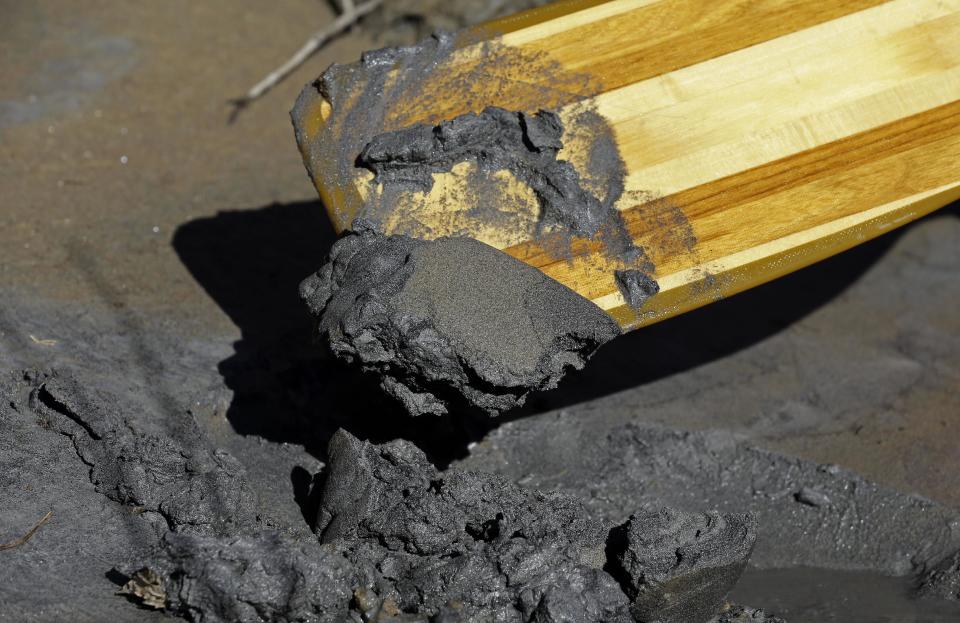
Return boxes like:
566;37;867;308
9;370;776;622
28;371;258;536
142;532;356;623
459;416;960;575
359;107;613;238
20;370;356;622
710;605;786;623
614;269;661;310
317;429;634;622
315;430;769;623
916;550;960;601
609;507;758;623
299;221;622;416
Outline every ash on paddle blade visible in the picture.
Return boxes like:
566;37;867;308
299;222;621;416
358;106;612;238
615;269;660;310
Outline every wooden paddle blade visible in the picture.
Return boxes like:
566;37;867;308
293;0;960;331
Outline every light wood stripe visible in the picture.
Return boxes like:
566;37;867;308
386;0;895;128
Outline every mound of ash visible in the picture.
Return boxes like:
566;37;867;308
133;431;764;622
299;221;621;416
9;370;775;622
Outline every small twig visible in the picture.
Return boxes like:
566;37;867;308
0;511;53;551
232;0;382;111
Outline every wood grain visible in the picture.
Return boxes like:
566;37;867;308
299;0;960;330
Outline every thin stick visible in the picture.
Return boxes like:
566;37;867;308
0;511;53;551
237;0;382;105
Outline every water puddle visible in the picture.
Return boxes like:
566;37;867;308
731;567;960;622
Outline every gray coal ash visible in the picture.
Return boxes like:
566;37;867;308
458;413;960;575
299;221;621;416
615;269;661;310
358;106;618;240
292;32;608;228
140;532;356;622
916;550;960;602
610;508;758;623
5;369;776;623
316;429;634;622
128;429;769;623
27;371;258;537
9;365;960;622
293;35;672;416
711;604;786;623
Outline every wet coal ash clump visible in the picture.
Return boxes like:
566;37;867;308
316;429;634;622
299;221;621;416
8;369;348;621
712;604;786;623
610;507;758;623
133;430;771;623
459;415;960;575
916;550;960;601
615;269;661;310
136;532;356;622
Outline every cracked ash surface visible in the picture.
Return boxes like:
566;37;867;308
5;370;779;622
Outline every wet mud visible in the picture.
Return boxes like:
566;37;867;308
5;369;777;622
732;567;960;622
299;221;620;416
6;353;960;621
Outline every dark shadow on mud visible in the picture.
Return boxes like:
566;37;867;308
172;200;488;466
173;200;959;467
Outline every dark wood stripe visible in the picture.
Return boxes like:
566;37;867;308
650;99;960;228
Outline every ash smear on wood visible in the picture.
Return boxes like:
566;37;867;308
292;31;700;300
